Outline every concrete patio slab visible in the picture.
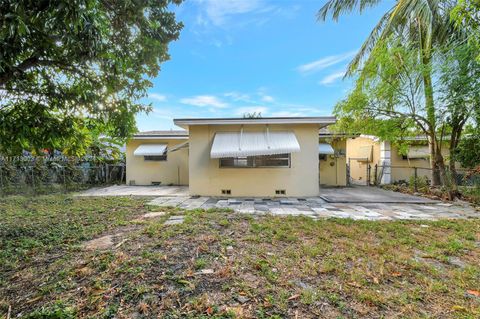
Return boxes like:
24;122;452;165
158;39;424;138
78;185;478;220
319;186;436;204
78;185;189;197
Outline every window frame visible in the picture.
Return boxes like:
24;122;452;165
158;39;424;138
319;154;328;161
219;153;291;168
144;154;167;161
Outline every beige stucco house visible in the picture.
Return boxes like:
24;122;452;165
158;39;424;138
126;116;347;197
346;135;456;184
126;130;189;186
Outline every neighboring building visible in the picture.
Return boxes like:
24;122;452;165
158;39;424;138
126;116;346;197
126;130;189;186
346;135;456;184
318;129;349;187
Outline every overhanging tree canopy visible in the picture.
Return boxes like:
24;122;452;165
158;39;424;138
0;0;183;155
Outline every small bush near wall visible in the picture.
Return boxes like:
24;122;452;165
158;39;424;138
408;175;429;192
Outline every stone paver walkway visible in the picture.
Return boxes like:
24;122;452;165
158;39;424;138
148;196;479;221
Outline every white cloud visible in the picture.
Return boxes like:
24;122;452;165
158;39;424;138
148;93;167;102
261;95;274;102
224;91;251;102
235;106;268;116
319;71;345;85
195;0;265;26
297;50;356;74
180;95;228;108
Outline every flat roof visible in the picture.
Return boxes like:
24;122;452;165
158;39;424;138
132;130;189;140
174;116;336;128
319;127;360;138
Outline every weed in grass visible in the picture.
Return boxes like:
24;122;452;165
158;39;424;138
300;288;319;305
23;302;76;319
194;258;208;270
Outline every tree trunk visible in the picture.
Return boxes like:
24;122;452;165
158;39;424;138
421;49;441;186
449;130;460;184
448;125;463;195
428;133;442;186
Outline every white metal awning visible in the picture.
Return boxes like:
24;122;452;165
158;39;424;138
133;144;167;156
210;131;300;158
318;143;334;155
168;141;189;152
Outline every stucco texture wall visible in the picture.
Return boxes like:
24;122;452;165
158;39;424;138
390;144;455;182
126;139;189;186
346;137;455;183
319;138;347;186
188;124;320;197
346;137;379;184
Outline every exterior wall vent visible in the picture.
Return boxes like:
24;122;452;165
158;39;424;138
275;189;286;195
129;180;136;186
221;189;231;195
151;181;162;186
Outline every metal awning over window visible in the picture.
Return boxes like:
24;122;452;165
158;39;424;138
168;141;189;152
210;131;300;158
133;144;167;156
407;146;430;159
318;143;334;155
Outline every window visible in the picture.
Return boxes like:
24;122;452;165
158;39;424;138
219;154;290;168
319;154;327;161
144;155;167;161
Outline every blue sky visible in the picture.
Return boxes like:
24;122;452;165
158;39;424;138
136;0;394;131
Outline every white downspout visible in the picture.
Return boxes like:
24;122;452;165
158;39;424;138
266;125;271;149
239;126;243;151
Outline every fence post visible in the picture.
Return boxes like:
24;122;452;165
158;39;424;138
105;163;109;184
374;164;378;185
367;164;371;186
63;166;67;193
414;167;418;192
31;167;36;196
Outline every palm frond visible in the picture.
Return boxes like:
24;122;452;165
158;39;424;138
346;9;394;75
317;0;382;21
346;0;458;74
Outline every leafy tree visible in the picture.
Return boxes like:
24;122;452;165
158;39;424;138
0;0;183;155
451;0;480;61
318;0;461;185
455;126;480;169
439;43;480;175
334;40;437;149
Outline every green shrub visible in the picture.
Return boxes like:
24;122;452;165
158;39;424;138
408;175;428;191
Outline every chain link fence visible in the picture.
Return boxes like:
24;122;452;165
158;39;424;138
370;164;480;190
0;156;125;196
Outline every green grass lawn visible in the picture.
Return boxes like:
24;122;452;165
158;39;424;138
1;195;479;318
